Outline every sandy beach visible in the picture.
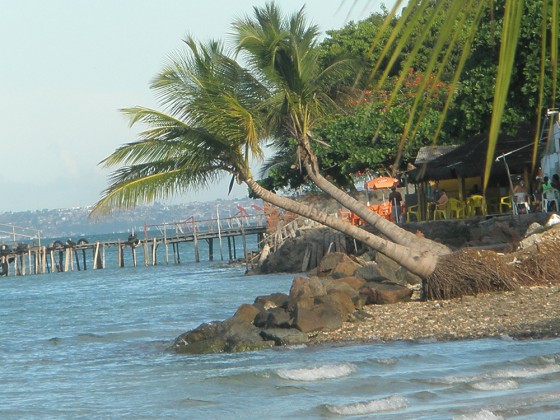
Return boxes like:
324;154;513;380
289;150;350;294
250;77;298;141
309;286;560;344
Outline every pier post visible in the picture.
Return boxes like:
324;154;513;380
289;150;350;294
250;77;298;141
227;237;232;261
81;248;87;271
42;247;47;273
15;254;20;276
143;241;149;266
102;244;106;269
27;250;32;275
241;225;248;271
117;240;122;267
151;238;157;266
93;242;100;269
21;253;26;276
118;241;124;268
74;247;81;271
208;238;214;261
164;229;169;265
132;246;137;267
193;230;200;263
1;256;7;277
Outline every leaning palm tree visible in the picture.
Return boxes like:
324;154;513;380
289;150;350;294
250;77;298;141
91;37;440;278
232;2;450;257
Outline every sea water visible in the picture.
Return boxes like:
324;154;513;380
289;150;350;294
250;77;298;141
1;238;559;419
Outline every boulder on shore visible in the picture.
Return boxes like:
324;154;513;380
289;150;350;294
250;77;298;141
172;250;416;353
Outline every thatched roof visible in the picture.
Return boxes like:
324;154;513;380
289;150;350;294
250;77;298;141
414;145;458;165
408;125;539;183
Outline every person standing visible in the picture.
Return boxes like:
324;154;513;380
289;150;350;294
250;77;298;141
388;186;403;223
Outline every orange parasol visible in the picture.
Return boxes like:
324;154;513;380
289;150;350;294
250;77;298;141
364;176;399;190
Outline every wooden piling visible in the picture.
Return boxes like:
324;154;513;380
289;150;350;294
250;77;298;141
132;246;137;267
151;238;157;266
193;230;200;263
208;238;214;261
143;241;149;266
117;240;122;268
102;244;106;269
164;230;169;265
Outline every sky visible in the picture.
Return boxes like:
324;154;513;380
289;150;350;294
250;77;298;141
0;0;393;212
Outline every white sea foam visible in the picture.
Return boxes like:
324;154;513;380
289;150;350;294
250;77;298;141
276;363;356;381
453;409;504;420
441;364;560;384
284;344;307;350
326;395;408;415
470;380;519;391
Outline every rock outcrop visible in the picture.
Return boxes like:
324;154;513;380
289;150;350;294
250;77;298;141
171;252;413;354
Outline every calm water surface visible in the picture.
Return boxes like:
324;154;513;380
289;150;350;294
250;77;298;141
1;240;559;419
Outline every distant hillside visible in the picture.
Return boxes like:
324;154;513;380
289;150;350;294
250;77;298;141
0;197;264;240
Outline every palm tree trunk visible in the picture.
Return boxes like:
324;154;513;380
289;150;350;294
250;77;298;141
245;178;439;278
299;141;450;256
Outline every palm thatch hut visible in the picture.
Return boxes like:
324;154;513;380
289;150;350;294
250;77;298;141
406;124;540;219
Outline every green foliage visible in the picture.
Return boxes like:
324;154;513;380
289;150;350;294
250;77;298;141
446;0;560;139
318;10;396;88
314;69;451;178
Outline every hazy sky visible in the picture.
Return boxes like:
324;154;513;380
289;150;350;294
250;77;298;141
0;0;391;212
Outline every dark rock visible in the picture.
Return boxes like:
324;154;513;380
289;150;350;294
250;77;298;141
331;260;362;278
318;252;353;275
354;262;382;281
172;317;274;354
316;291;356;319
254;307;291;328
359;281;413;305
334;276;366;291
260;328;309;346
324;280;359;300
233;303;261;324
287;276;327;311
254;292;289;309
258;227;334;273
292;301;345;333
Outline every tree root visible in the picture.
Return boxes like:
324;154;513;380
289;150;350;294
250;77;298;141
510;237;560;287
423;248;521;301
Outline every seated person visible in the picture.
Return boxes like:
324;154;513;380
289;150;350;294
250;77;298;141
430;189;448;216
552;174;560;190
513;180;528;194
388;186;402;223
435;189;449;209
513;181;530;213
541;176;553;192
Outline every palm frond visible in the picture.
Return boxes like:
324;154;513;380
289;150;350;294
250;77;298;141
483;0;523;190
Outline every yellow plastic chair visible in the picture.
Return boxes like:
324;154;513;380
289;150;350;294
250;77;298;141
499;195;512;213
447;198;466;219
466;195;487;217
406;204;421;222
433;203;447;220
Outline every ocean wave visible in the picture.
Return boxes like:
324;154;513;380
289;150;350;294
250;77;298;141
276;363;356;381
440;363;560;384
470;380;519;391
453;409;504;420
325;394;408;415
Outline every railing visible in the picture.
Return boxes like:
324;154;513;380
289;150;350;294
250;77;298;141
0;223;43;247
142;207;267;240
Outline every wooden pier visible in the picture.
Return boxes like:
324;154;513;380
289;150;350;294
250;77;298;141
0;209;267;277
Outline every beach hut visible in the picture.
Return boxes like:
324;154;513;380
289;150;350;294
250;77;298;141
406;124;540;219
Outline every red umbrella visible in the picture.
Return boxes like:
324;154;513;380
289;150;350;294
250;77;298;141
364;176;399;190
